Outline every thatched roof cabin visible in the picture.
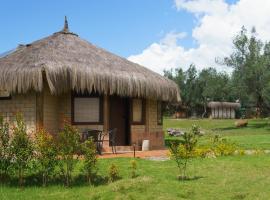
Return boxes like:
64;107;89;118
0;18;180;102
208;102;241;109
0;18;180;152
208;101;240;119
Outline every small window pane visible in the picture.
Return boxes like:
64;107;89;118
133;99;142;122
74;97;100;122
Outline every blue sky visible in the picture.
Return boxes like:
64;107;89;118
0;0;195;56
0;0;237;55
3;0;268;74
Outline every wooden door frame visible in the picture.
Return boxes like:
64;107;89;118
109;96;131;146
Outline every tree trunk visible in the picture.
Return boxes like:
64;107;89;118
19;168;23;188
202;102;207;118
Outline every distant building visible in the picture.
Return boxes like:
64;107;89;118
208;102;240;119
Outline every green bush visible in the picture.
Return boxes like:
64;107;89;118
10;113;34;187
57;122;81;187
0;115;11;181
108;163;120;182
193;135;237;158
130;160;137;178
81;137;98;185
35;128;58;186
211;135;237;156
165;137;183;147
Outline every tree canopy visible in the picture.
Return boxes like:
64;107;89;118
164;26;270;117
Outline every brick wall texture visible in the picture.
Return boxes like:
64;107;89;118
0;93;36;133
0;89;164;151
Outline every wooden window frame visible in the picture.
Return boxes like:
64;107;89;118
131;98;146;125
0;91;11;100
157;101;163;125
71;92;103;125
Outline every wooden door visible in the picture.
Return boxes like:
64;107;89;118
109;96;130;146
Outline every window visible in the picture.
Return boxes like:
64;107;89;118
131;98;145;125
71;93;103;125
0;90;11;100
157;101;163;125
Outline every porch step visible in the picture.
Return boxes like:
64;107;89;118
103;145;141;153
116;146;134;152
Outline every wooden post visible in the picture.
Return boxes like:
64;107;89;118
103;95;109;132
145;100;149;133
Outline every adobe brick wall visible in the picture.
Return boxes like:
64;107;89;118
0;90;164;151
43;86;59;134
40;90;164;151
130;99;164;150
0;93;37;133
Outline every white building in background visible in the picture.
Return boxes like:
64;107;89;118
208;102;241;119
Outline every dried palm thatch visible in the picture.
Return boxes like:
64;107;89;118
208;101;241;109
0;19;180;102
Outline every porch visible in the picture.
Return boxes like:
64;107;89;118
40;86;164;152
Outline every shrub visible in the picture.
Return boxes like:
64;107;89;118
165;137;182;147
254;149;265;155
130;160;137;178
165;125;201;148
35;128;58;186
236;149;246;156
81;137;98;185
211;135;237;156
0;115;11;181
169;125;198;180
194;148;216;158
10;113;33;187
57;122;80;187
108;163;120;182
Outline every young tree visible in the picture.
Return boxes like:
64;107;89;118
0;115;11;181
10;113;33;187
169;125;198;180
81;138;98;185
57;122;80;187
35;128;58;186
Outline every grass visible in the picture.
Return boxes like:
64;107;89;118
1;156;270;200
1;118;270;199
164;118;270;149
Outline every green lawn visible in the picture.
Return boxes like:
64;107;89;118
1;156;270;200
164;118;270;149
1;119;270;199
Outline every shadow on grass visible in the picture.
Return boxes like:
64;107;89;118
248;123;270;129
212;122;270;132
212;127;239;131
1;173;109;188
178;176;204;181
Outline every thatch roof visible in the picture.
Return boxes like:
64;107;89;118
208;101;241;109
0;18;180;102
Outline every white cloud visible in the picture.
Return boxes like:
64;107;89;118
128;0;270;74
175;0;228;15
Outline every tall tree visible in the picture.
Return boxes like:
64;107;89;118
224;27;270;116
